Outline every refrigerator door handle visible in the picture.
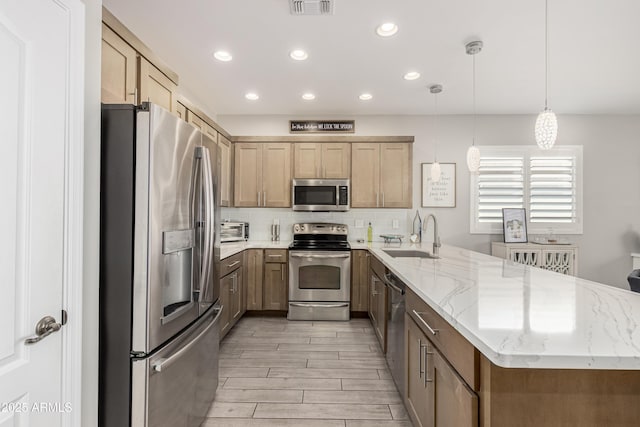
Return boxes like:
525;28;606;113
152;306;222;373
196;147;213;298
201;146;216;300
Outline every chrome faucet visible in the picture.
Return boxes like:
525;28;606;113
422;213;441;257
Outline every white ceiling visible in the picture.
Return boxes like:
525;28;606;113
103;0;640;116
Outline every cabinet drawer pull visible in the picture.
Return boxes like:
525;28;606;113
226;260;240;269
412;309;439;336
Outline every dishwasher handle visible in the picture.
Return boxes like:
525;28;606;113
383;273;405;295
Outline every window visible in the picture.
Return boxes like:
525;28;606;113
470;146;583;234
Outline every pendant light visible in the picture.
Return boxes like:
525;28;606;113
465;40;483;172
535;0;557;149
429;84;443;182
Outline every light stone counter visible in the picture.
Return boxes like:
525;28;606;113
220;240;290;259
353;241;640;370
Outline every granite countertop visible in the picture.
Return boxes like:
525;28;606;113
221;240;640;370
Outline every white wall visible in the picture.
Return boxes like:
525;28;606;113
218;114;640;289
82;0;102;425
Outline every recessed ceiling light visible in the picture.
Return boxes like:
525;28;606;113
302;93;316;100
359;93;373;101
213;50;232;62
403;71;421;81
245;92;259;101
376;22;398;37
290;49;309;61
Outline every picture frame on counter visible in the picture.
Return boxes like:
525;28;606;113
502;208;528;243
421;162;456;207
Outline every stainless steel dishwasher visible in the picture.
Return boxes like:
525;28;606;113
384;271;406;397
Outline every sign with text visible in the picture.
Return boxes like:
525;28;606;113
289;120;355;133
422;163;456;207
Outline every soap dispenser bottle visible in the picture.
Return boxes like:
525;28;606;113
367;222;373;243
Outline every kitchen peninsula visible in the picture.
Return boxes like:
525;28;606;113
222;241;640;426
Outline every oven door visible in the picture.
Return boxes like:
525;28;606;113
289;251;351;301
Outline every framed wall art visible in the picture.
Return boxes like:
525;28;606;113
421;163;456;207
502;208;528;243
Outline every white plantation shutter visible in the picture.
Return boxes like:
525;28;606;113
529;156;576;223
471;146;582;234
477;156;524;223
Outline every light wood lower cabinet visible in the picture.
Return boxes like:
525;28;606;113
220;254;244;339
368;256;387;352
263;250;288;310
405;312;431;427
351;142;412;208
245;249;264;310
405;312;478;427
234;143;292;207
351;250;369;312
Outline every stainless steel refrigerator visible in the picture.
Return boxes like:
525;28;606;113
99;103;222;427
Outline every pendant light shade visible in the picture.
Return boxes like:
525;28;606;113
466;145;481;172
535;108;557;149
465;40;483;172
536;0;557;150
430;161;442;182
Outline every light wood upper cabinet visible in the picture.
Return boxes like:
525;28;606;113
234;143;262;207
294;142;350;179
234;143;291;207
294;143;322;178
323;143;351;178
352;142;412;208
186;110;205;131
352;143;381;208
138;56;177;113
218;135;233;207
175;102;187;121
380;143;412;208
101;24;137;104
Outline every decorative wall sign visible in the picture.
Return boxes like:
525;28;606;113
502;208;528;243
422;163;456;207
289;120;355;133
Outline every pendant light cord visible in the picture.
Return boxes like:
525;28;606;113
544;0;549;110
434;92;438;162
472;53;476;146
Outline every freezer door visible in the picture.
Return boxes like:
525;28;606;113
132;104;202;353
131;305;222;427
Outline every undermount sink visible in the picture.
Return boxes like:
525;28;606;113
382;249;439;259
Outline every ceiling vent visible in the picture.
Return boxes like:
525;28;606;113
289;0;334;15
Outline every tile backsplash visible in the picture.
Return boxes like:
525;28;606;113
221;208;417;242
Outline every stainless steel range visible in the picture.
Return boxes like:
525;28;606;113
288;223;351;321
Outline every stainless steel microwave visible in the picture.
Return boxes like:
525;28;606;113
292;179;349;212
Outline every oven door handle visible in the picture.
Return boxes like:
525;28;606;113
289;302;350;309
289;253;350;259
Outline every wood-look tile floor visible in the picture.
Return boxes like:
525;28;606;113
202;316;413;427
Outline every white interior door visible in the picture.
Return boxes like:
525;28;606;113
0;0;84;425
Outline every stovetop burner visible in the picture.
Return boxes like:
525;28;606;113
289;222;350;251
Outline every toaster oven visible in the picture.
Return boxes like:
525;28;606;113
221;221;249;242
